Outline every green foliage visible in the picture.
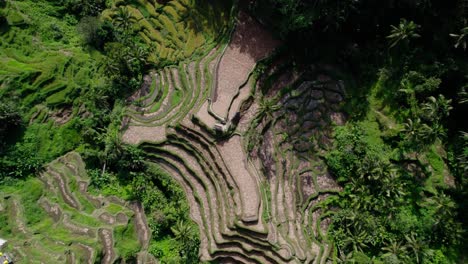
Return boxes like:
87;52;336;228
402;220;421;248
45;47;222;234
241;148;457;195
386;19;421;48
87;161;199;262
0;96;22;147
0;154;150;262
104;40;148;91
77;16;114;49
326;120;463;262
0;119;82;179
130;164;192;238
400;71;441;96
103;0;231;66
250;0;359;37
114;224;140;259
53;0;107;17
19;178;46;225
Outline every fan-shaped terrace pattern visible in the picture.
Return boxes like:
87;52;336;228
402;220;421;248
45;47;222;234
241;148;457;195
122;10;344;264
103;0;230;64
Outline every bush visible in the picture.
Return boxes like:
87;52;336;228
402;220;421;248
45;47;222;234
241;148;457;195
54;0;107;17
0;97;22;148
77;16;114;49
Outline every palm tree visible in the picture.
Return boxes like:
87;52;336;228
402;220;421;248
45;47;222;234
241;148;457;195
380;169;407;203
403;117;445;149
399;79;419;116
403;118;420;143
387;19;421;48
458;88;468;104
425;193;456;220
357;155;390;181
346;226;369;252
404;232;425;264
130;45;148;65
450;26;468;50
436;94;453;117
171;220;194;245
336;249;354;263
127;45;149;73
418;122;445;143
458;131;468;173
113;6;134;35
421;95;452;122
382;239;408;262
351;251;375;264
257;99;280;122
103;56;121;76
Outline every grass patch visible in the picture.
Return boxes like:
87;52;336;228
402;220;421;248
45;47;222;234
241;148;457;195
171;88;183;105
149;237;181;261
105;203;127;215
114;223;141;259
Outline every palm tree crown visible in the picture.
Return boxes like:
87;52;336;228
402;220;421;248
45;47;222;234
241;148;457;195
387;18;421;48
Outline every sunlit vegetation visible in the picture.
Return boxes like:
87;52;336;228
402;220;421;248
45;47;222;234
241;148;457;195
0;0;466;263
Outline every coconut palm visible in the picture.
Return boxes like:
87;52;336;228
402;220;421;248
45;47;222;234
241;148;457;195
387;19;421;48
421;95;452;121
171;220;194;245
113;6;134;34
357;154;390;181
419;122;445;143
425;193;456;220
127;45;149;74
380;169;407;204
458;131;468;173
336;249;354;263
130;45;148;65
382;239;408;261
450;26;468;50
345;226;369;252
257;98;280;122
458;88;468;104
103;56;121;76
403;118;420;143
436;95;453;117
404;233;426;264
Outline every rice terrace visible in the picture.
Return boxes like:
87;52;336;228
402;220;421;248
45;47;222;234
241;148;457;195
0;0;466;263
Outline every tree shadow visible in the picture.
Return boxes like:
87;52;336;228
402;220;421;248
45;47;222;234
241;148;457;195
227;11;281;61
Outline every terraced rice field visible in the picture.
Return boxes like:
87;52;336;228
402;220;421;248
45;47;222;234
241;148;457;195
0;152;154;263
103;0;231;65
0;31;104;117
122;10;346;263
